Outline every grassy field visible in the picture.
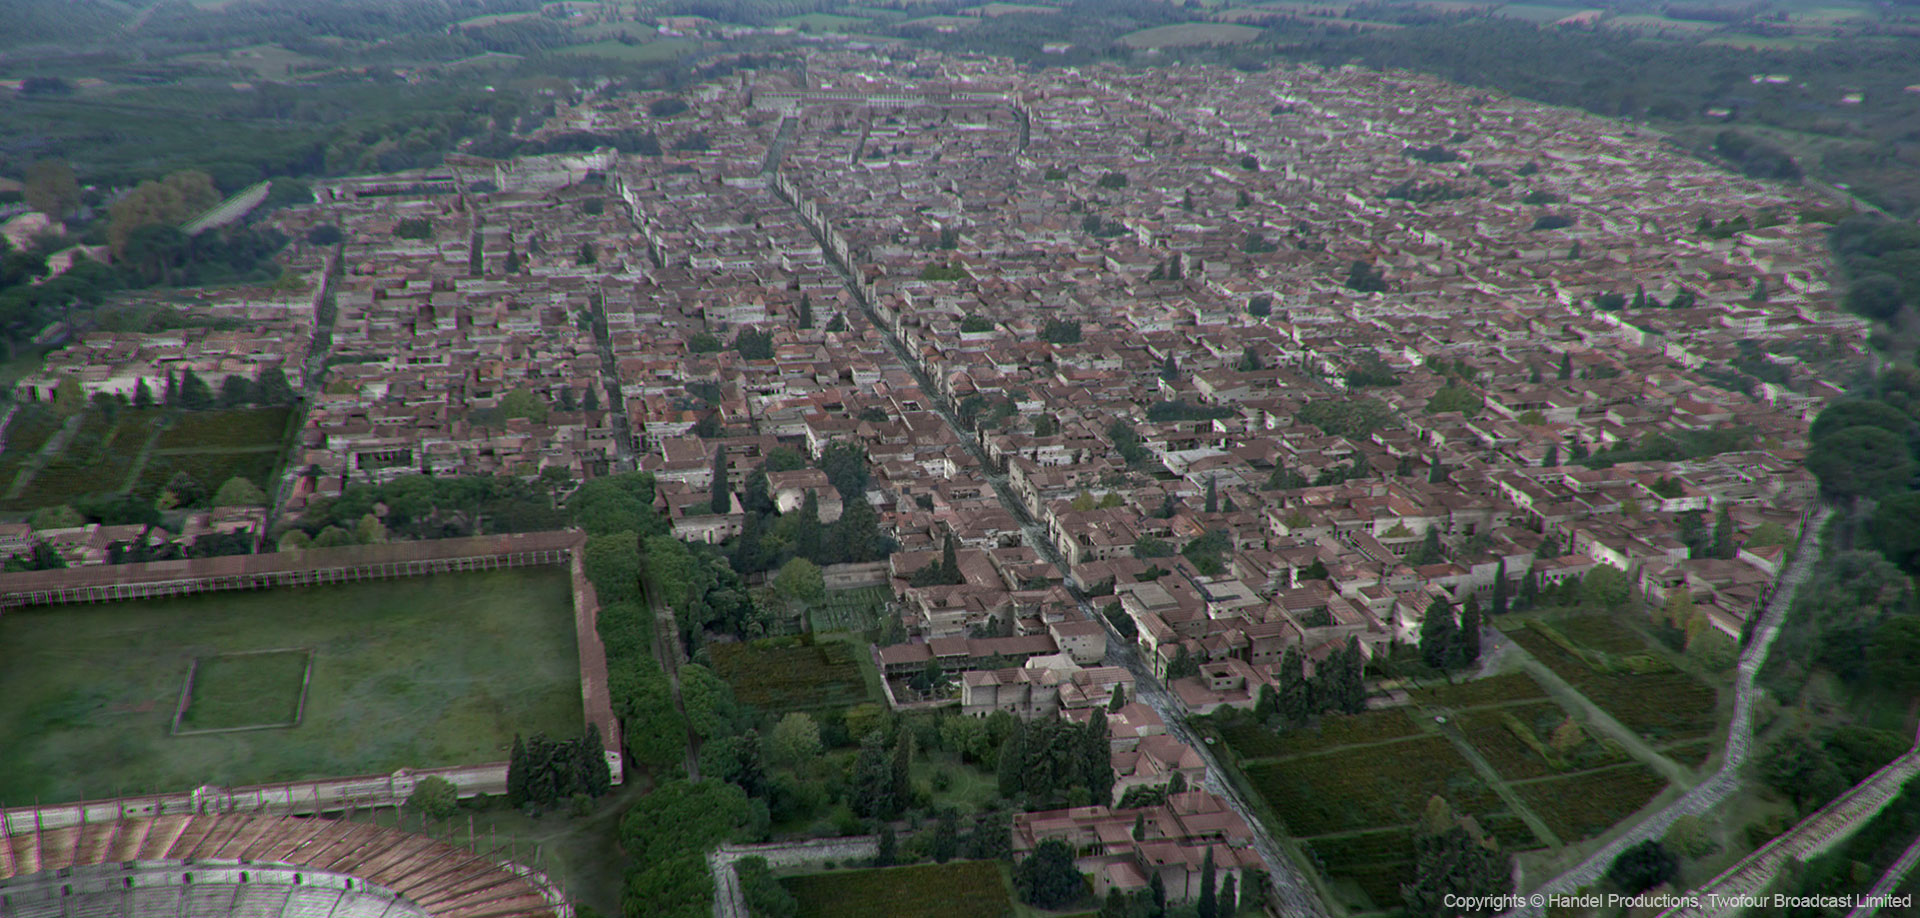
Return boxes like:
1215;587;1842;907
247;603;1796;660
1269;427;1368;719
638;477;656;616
558;39;697;63
776;12;871;29
0;567;581;804
783;860;1013;918
178;649;310;731
710;633;879;715
1119;22;1263;47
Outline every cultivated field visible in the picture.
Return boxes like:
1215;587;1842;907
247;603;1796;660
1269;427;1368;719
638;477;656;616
710;633;878;714
0;405;291;514
1217;643;1693;913
1119;23;1264;47
781;860;1013;918
0;567;581;804
1508;618;1721;743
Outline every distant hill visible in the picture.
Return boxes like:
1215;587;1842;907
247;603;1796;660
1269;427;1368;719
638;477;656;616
0;0;148;49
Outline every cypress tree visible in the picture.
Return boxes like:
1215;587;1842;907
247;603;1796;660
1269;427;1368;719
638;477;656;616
1520;569;1540;609
179;369;213;410
1458;595;1483;668
1132;812;1146;840
997;725;1026;798
1220;875;1237;917
1109;684;1127;712
710;444;730;514
1083;709;1113;807
797;293;813;329
875;825;897;867
583;724;612;796
1557;352;1572;380
508;734;529;807
1150;871;1167;918
1198;846;1218;918
795;490;823;562
941;531;961;585
1711;505;1735;559
1205;475;1218;514
1279;646;1311;727
134;378;154;409
1492;560;1510;616
1420;595;1457;669
1544;443;1559;467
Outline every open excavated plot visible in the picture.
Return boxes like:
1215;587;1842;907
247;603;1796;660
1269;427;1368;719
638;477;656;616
782;860;1013;918
175;649;311;732
0;567;581;804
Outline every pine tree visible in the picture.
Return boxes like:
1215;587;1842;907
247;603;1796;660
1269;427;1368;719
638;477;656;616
710;445;731;514
1421;596;1457;669
1198;846;1218;918
1492;560;1510;617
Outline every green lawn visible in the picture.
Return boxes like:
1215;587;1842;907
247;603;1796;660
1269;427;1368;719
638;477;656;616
0;567;582;804
783;860;1013;918
178;649;310;731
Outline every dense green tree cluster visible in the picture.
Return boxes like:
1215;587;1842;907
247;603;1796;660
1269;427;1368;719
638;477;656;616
1252;640;1367;727
1401;799;1513;917
507;728;613;809
995;711;1114;809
